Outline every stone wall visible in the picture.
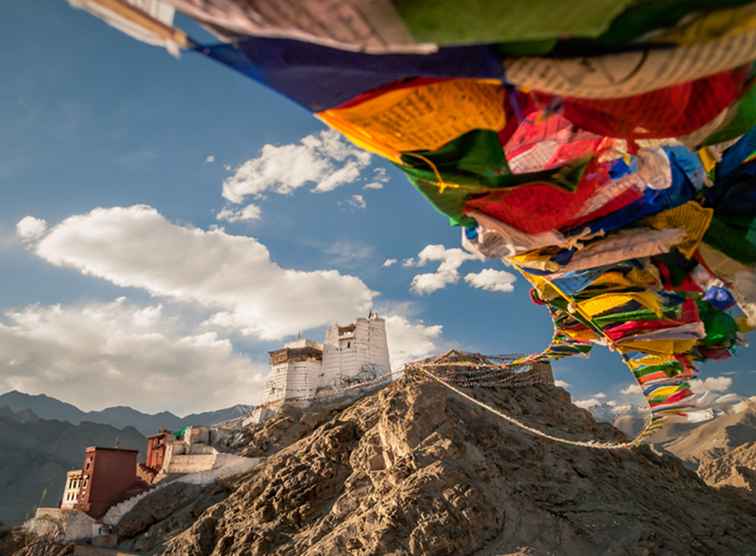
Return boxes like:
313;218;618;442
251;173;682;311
165;454;217;474
26;508;105;542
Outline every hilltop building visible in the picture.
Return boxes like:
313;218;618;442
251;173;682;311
75;447;148;519
35;428;260;544
249;313;391;424
265;338;325;403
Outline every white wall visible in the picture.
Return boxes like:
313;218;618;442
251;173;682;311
321;317;390;391
103;454;262;526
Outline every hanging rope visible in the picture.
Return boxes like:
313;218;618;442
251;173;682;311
416;366;641;450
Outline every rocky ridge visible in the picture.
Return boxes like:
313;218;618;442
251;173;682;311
156;375;756;555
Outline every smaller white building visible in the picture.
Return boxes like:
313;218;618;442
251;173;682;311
265;338;324;403
60;469;82;510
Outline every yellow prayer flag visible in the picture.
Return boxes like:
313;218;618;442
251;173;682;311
319;79;506;163
578;291;662;318
643;201;713;258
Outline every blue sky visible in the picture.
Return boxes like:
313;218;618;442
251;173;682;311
1;2;754;416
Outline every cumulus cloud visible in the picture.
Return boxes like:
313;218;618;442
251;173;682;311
464;269;517;293
216;203;262;223
409;244;479;295
402;257;416;268
609;403;634;415
22;206;375;340
554;379;570;389
691;375;733;394
574;398;602;410
16;216;48;243
383;258;398;268
205;154;216;163
0;299;266;414
363;182;384;191
222;130;371;202
621;383;642;395
384;314;443;368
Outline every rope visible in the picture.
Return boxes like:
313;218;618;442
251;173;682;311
417;366;639;450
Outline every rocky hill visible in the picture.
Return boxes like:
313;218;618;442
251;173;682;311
0;408;146;525
108;377;756;555
661;398;756;465
698;442;756;499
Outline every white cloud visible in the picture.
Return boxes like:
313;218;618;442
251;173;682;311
23;206;375;340
205;154;216;163
222;130;371;202
554;379;570;389
384;314;443;368
373;167;389;182
594;392;607;399
347;194;367;209
409;244;480;295
0;299;266;414
621;384;642;395
411;273;456;295
574;398;602;410
363;167;390;190
609;403;634;415
691;376;733;394
464;269;517;293
16;216;48;243
216;203;262;223
402;258;416;268
383;258;398;268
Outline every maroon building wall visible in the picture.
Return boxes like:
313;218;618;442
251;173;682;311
75;447;140;518
145;432;170;470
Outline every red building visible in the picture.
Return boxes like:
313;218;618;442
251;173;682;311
137;430;173;483
145;431;172;471
75;447;148;518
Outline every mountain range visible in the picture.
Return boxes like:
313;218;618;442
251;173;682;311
0;392;254;525
0;406;146;525
0;390;253;436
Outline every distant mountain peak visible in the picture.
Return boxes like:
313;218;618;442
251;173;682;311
0;390;254;436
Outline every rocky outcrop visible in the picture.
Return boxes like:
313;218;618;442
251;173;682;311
160;376;756;555
224;400;359;458
661;399;756;465
116;481;231;555
698;442;756;500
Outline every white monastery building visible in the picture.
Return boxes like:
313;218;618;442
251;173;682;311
250;313;391;423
